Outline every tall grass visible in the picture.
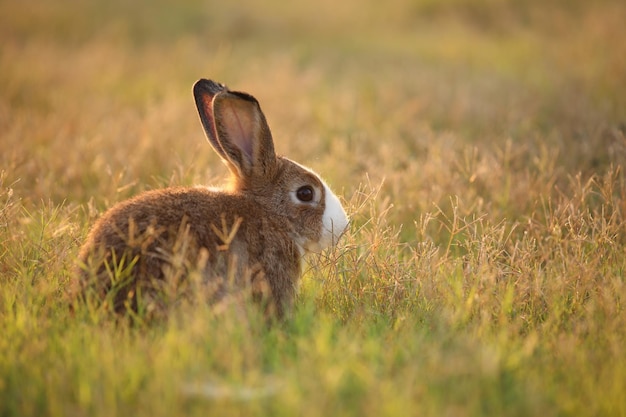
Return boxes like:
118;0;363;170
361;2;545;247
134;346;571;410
1;0;626;415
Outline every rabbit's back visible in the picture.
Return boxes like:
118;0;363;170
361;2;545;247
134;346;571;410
76;187;301;314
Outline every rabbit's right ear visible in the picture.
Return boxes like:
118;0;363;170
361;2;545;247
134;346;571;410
195;79;277;180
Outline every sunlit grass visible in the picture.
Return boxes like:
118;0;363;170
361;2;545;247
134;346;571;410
1;0;626;416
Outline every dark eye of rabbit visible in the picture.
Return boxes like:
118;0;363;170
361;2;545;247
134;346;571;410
296;185;315;202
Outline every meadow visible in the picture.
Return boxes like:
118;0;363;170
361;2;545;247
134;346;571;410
1;0;626;415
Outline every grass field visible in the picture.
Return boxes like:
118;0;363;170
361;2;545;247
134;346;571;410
2;0;626;415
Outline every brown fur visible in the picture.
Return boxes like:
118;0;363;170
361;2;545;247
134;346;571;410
72;79;336;318
76;186;302;316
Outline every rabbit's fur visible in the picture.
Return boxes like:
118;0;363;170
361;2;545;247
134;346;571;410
74;79;348;317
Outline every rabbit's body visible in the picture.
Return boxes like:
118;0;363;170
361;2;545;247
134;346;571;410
75;79;348;316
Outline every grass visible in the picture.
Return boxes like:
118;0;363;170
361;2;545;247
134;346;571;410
1;0;626;415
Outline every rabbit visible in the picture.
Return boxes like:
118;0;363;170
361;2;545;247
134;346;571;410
73;79;349;318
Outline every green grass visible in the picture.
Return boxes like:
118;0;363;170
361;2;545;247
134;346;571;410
2;0;626;415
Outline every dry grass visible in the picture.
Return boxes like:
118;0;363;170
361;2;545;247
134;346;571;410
1;0;626;415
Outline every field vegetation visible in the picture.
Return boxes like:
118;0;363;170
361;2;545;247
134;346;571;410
1;0;626;415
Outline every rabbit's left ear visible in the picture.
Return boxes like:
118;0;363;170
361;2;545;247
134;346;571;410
194;79;276;179
193;79;228;154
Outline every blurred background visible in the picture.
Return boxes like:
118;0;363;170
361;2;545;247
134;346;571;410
2;3;626;415
1;0;625;222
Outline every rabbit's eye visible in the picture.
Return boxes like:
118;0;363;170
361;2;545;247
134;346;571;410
296;185;314;202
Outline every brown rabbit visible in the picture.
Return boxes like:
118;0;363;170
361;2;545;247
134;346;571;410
74;79;348;317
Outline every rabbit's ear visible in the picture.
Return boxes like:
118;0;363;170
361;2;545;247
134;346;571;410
194;79;276;179
210;90;277;179
194;79;230;159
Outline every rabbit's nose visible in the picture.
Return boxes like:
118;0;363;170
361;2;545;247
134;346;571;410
320;185;349;248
